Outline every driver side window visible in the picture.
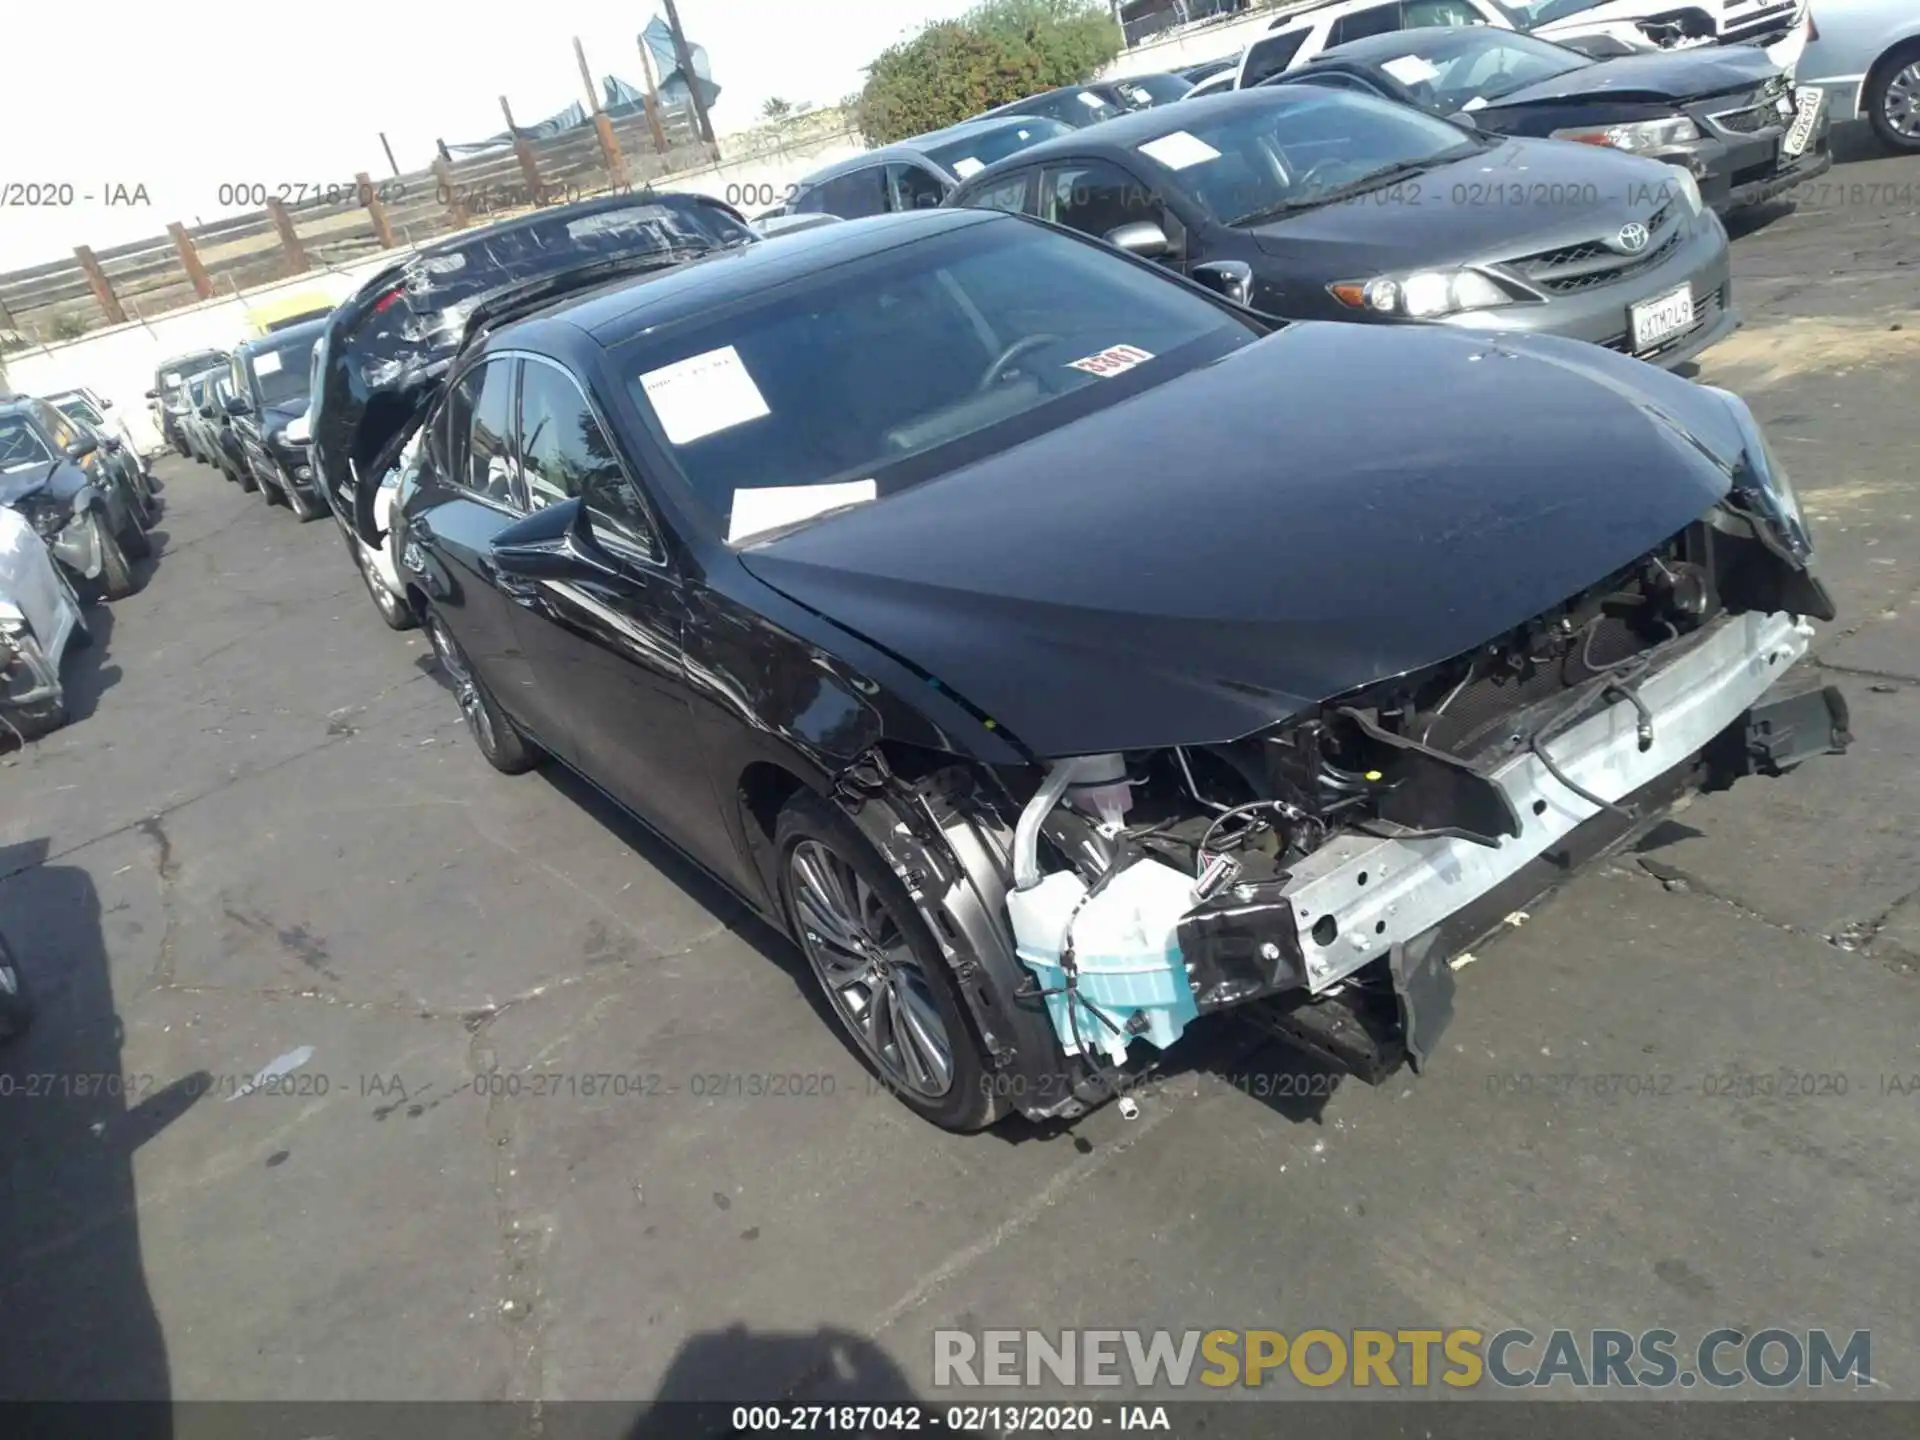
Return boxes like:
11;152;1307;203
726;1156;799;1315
445;357;520;508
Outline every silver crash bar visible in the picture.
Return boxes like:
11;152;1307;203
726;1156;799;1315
1285;610;1813;992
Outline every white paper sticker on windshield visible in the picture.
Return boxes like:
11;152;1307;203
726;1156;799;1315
163;372;182;385
1382;55;1442;85
1137;131;1221;170
729;479;877;545
951;156;986;178
640;345;771;445
254;350;284;376
1460;95;1489;112
1067;344;1154;378
1078;91;1107;108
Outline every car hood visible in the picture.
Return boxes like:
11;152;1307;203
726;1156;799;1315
1246;138;1668;271
1490;45;1780;106
737;322;1747;759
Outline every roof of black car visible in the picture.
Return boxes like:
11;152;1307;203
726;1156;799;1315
799;115;1070;184
234;315;330;355
956;88;1315;177
0;398;42;415
509;209;999;344
411;188;743;258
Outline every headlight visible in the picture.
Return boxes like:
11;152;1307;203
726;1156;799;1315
1551;117;1701;153
1669;166;1704;218
17;497;70;538
283;412;311;444
1329;267;1516;320
1705;386;1812;556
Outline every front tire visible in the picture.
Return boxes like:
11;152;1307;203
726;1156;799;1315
0;930;35;1042
95;521;136;600
775;792;1001;1133
424;608;540;774
1867;43;1920;154
355;543;415;631
285;479;319;522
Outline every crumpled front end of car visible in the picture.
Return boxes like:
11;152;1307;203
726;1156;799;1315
997;431;1846;1095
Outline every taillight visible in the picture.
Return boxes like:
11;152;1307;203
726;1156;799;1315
370;284;406;315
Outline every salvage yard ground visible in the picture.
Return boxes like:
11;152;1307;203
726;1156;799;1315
2;133;1918;1421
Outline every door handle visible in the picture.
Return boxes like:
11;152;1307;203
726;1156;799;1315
497;571;545;607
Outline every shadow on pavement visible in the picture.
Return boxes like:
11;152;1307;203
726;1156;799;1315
0;834;198;1431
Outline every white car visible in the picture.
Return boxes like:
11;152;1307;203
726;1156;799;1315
0;504;90;741
1233;0;1808;89
345;438;418;633
1795;0;1920;150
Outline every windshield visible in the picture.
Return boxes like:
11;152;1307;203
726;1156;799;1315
0;416;54;471
249;335;320;408
1366;28;1590;106
924;119;1073;174
620;220;1259;546
1131;90;1483;223
1111;74;1194;108
54;396;105;426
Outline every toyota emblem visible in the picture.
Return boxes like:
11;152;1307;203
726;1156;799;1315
1613;222;1651;254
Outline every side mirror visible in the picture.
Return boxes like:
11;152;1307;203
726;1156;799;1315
490;497;621;583
1105;220;1172;259
64;436;99;461
143;388;159;400
100;397;114;410
199;405;216;419
1191;259;1255;308
223;394;252;418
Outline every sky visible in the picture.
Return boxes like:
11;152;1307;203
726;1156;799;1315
0;0;979;271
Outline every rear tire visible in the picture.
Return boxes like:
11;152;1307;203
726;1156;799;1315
774;791;1001;1133
1867;43;1920;154
117;508;152;560
424;608;540;774
0;930;34;1042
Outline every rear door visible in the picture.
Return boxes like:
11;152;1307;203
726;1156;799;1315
407;355;544;727
501;356;737;881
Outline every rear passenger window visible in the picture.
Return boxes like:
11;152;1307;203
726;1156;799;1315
1242;29;1311;85
1329;3;1405;46
806;166;891;219
446;358;518;506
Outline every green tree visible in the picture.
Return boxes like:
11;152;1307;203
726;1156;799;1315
857;0;1121;145
761;96;794;120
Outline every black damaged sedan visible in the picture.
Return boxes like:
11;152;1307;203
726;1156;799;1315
338;209;1845;1132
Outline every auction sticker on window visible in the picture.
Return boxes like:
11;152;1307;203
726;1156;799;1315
640;345;771;445
254;350;284;376
729;478;876;545
1067;344;1154;378
1078;91;1106;108
1382;55;1442;86
1138;131;1221;170
951;157;986;179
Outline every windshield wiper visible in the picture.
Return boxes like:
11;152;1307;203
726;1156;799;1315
1230;150;1475;227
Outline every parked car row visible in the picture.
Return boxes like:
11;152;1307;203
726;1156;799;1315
147;316;333;519
0;394;161;740
199;183;1846;1135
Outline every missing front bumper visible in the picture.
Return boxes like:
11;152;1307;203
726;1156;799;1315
1217;613;1847;1080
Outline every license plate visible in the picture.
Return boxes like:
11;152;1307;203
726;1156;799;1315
1631;285;1695;353
1782;87;1823;158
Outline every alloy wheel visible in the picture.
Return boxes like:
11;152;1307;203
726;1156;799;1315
787;839;955;1098
359;549;407;625
427;614;497;754
1888;62;1920;139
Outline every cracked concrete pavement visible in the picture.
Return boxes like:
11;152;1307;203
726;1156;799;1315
1;135;1917;1420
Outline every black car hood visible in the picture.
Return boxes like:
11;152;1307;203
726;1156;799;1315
1246;138;1662;272
1490;45;1779;106
738;323;1746;759
0;461;83;507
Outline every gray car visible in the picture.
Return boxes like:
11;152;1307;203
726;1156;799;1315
945;85;1736;368
1795;0;1920;152
769;114;1077;220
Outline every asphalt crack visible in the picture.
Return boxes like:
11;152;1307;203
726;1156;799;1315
134;814;181;990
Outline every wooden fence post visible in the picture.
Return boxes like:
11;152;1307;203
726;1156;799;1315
501;96;546;204
74;247;127;326
168;222;215;299
636;40;672;154
432;155;471;228
358;172;397;250
575;37;631;193
265;198;311;273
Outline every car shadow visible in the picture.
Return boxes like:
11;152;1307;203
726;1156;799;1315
0;836;196;1427
56;592;125;727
